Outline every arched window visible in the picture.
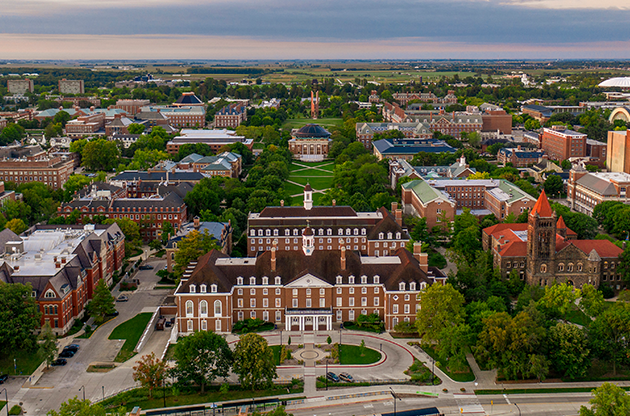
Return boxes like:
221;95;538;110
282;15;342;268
558;263;564;272
214;300;222;316
540;264;547;273
186;300;193;316
189;284;196;293
275;276;281;285
577;263;583;272
250;276;256;285
200;300;208;316
45;290;56;298
211;284;217;293
399;282;406;291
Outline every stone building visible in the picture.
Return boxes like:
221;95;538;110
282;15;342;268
483;190;624;290
288;124;332;161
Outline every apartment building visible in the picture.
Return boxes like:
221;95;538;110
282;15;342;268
541;127;587;161
7;79;34;94
0;145;74;189
58;79;85;95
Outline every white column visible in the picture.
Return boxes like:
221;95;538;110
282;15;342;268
327;316;331;331
285;315;290;331
313;316;317;332
299;316;304;331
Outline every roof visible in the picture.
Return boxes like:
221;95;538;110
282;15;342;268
530;190;553;217
111;171;207;182
598;77;630;88
498;241;527;257
576;174;620;196
373;138;457;155
294;124;332;138
562;240;623;258
401;179;448;205
258;205;358;218
175;92;203;105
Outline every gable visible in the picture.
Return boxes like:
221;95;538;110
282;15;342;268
285;272;333;288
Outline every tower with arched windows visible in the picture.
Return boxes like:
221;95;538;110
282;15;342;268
526;190;557;285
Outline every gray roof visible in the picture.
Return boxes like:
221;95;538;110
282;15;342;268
576;174;621;196
111;171;206;182
373;138;457;155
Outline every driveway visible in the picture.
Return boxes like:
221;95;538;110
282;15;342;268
13;257;173;415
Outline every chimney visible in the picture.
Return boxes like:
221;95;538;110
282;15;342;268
332;199;336;207
90;106;95;111
55;262;61;269
413;242;428;273
61;256;66;264
193;216;200;228
395;209;403;227
271;240;277;272
517;145;522;151
391;202;398;212
280;200;284;207
340;246;346;271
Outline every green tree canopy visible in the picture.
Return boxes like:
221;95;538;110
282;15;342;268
415;283;466;345
87;279;116;323
579;382;630;416
233;333;277;390
0;282;41;354
173;230;220;277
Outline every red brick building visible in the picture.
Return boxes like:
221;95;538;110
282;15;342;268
214;103;247;128
0;145;74;189
541;127;587;161
0;224;125;335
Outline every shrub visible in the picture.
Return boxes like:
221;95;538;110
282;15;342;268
232;318;270;334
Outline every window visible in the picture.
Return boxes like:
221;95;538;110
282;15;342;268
250;299;256;308
361;275;367;284
404;294;410;301
349;310;355;321
306;288;311;296
263;311;269;321
238;288;243;295
540;264;547;273
45;290;56;298
349;298;355;307
276;310;282;322
578;263;583;272
336;276;343;284
186;301;193;317
211;284;217;293
200;300;208;316
374;275;380;284
263;298;269;307
250;311;256;319
337;287;342;294
558;263;564;272
374;298;379;306
237;277;243;285
187;320;193;332
306;299;312;308
361;297;367;306
404;304;410;314
410;282;416;291
362;287;367;294
337;298;342;306
250;277;256;285
320;298;325;307
320;288;325;295
214;300;222;316
237;299;243;308
275;288;281;295
262;277;269;285
238;311;244;320
337;310;342;321
399;282;405;291
292;299;298;308
349;276;355;284
393;304;399;314
215;320;221;332
349;287;354;294
189;284;196;293
250;288;256;296
201;320;207;331
275;298;281;307
200;284;207;293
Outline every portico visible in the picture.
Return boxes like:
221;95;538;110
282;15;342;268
285;308;333;331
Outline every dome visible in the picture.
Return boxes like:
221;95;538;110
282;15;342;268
598;77;630;88
294;124;332;138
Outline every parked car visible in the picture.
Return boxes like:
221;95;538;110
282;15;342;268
51;358;67;366
116;294;129;302
59;350;75;358
339;372;354;382
0;374;8;384
64;344;80;352
108;310;120;317
326;372;340;383
139;265;154;270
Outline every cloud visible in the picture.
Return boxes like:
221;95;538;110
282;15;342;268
1;33;630;60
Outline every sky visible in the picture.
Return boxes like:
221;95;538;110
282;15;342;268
0;0;629;59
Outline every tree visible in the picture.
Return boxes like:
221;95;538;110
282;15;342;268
38;322;57;368
6;218;27;234
548;323;590;380
127;123;145;134
579;284;605;318
415;283;466;345
537;283;580;321
588;303;630;375
0;282;41;353
467;171;491;179
47;397;126;416
528;354;550;382
63;174;93;202
172;331;232;394
252;407;293;416
524;119;540;130
81;139;120;171
173;230;220;277
579;383;630;416
133;352;167;399
543;174;564;197
233;333;277;390
86;279;115;324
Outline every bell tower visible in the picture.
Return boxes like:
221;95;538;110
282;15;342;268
303;183;313;210
526;190;556;286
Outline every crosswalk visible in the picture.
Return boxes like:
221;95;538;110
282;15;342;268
453;393;486;414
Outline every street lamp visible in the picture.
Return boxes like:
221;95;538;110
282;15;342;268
514;403;521;416
1;388;9;416
79;385;85;401
389;387;400;416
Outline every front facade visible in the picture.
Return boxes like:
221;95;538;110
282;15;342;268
247;188;409;257
0;148;74;190
58;79;85;95
7;79;34;94
567;166;630;215
214;103;247;128
541;127;587;161
0;224;125;335
497;146;545;167
607;129;630;174
288;124;332;162
483;190;625;290
141;106;206;129
174;236;445;335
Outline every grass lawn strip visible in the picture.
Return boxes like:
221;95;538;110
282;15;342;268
283;118;344;130
339;344;381;365
422;345;475;383
101;385;303;412
0;348;45;376
108;312;153;363
288;176;332;189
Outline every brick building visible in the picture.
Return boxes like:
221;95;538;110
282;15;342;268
402;178;537;229
0;145;74;189
176;151;242;178
567;166;630;215
541;127;587;161
65;113;106;137
214;103;247;128
372;138;456;161
356;122;432;149
248;187;409;257
0;223;125;335
483;190;625;290
166;129;253;154
497;146;545;167
174;232;445;334
481;110;513;135
381;104;483;139
105;114;134;137
288;124;332;162
522;105;553;123
392;91;457;107
141;106;205;129
7;79;34;94
114;99;151;116
58;79;84;95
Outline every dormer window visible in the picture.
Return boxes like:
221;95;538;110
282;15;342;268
285;229;290;236
327;229;332;236
237;277;243;285
293;229;299;236
275;276;281;285
200;284;207;293
349;275;355;284
250;229;255;236
346;228;351;236
249;277;256;285
410;282;416;291
338;229;343;235
258;229;263;236
361;228;366;235
396;232;401;239
420;282;426;290
373;275;380;284
273;229;278;236
45;290;55;298
189;284;196;293
361;275;367;284
336;276;343;284
262;276;269;285
318;229;324;236
266;229;271;236
387;232;393;239
354;228;359;235
379;232;384;239
211;284;217;293
399;282;405;291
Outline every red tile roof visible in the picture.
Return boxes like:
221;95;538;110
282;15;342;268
483;222;528;236
498;241;527;257
530;189;553;218
569;240;623;258
556;216;567;229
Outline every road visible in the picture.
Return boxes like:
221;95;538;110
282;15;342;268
8;257;173;415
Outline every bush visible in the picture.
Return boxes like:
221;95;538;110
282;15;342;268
9;405;22;415
394;321;418;334
232;318;273;334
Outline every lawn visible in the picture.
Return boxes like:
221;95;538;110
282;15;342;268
0;347;44;376
405;359;440;384
283;118;344;130
108;313;153;363
565;307;591;327
290;193;325;206
288;176;332;189
339;344;381;365
421;345;475;383
101;385;303;412
476;386;630;395
284;182;305;196
286;161;334;196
